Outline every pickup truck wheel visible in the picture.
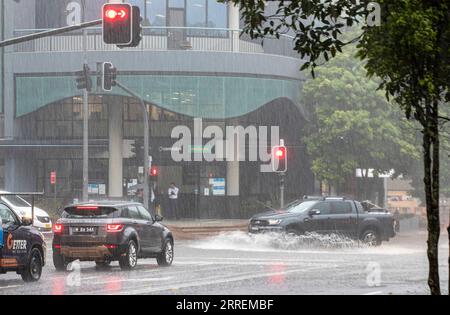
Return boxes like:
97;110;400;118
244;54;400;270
53;252;68;271
21;248;43;282
361;229;382;246
157;239;174;267
286;229;300;236
119;240;138;270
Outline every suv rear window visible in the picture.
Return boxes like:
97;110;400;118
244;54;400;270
62;206;118;218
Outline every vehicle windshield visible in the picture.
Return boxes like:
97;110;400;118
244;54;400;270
3;195;30;207
63;206;118;218
285;201;318;214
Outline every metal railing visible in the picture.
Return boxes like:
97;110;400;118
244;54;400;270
12;26;299;59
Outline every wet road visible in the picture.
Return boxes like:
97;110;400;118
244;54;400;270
0;231;448;295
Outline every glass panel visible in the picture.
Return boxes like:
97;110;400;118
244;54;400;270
187;0;206;27
207;0;227;28
145;0;167;26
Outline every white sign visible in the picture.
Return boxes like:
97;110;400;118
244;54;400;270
355;169;395;178
66;2;81;26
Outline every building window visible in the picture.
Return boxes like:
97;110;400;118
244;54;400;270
187;0;206;28
186;0;228;36
146;0;167;26
25;95;108;140
207;0;227;28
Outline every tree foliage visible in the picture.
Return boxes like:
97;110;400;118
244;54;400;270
301;45;419;197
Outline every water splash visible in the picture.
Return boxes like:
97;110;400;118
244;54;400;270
191;231;362;252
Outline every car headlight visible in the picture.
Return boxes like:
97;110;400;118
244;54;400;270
267;219;282;225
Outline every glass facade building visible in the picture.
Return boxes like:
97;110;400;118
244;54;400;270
0;0;313;219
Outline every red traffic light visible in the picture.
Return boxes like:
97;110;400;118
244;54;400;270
150;167;158;177
104;6;129;21
272;145;287;173
102;4;133;45
275;148;285;159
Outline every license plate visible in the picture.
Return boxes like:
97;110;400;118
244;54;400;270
45;223;51;229
72;227;96;234
250;226;259;231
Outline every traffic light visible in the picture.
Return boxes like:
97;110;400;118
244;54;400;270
103;4;142;47
150;166;159;178
103;62;117;91
75;64;92;92
272;145;287;173
102;3;133;45
118;6;143;48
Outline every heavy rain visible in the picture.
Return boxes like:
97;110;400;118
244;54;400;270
0;0;449;298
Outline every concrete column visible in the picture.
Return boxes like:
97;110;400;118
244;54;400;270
228;2;240;29
228;2;240;52
108;97;123;198
227;160;239;196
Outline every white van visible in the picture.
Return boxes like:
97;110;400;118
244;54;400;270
0;191;52;233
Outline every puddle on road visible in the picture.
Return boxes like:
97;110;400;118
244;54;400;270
190;231;422;255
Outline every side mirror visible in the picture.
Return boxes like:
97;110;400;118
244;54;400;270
309;209;321;217
154;214;164;222
22;217;33;226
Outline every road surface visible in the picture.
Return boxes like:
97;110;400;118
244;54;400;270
0;230;448;295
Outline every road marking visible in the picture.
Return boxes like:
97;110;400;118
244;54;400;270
117;265;333;295
362;291;383;295
0;284;23;290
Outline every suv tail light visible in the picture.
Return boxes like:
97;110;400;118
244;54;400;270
53;223;64;234
107;224;124;233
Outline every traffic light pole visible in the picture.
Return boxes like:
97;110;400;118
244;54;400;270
114;81;150;209
0;20;102;48
82;29;89;202
280;173;285;209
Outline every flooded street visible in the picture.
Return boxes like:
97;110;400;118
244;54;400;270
0;231;447;295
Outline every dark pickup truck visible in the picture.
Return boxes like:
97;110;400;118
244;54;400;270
249;197;396;246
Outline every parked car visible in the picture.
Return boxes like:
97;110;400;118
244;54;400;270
0;191;52;233
0;202;46;282
249;197;396;246
52;201;174;271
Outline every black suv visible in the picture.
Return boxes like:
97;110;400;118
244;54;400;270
52;201;174;270
249;197;395;246
0;202;46;282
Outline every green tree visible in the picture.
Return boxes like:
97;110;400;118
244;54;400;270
301;46;420;199
223;0;450;294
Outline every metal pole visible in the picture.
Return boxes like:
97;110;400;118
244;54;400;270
280;174;285;209
31;196;35;227
0;20;102;48
82;28;89;202
115;81;149;209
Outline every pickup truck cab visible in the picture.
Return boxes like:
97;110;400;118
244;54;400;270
249;197;396;246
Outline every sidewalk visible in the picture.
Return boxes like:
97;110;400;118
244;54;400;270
164;219;249;240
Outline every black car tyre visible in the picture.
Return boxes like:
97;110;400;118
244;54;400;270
21;248;43;282
361;229;382;246
157;239;174;267
286;229;300;236
53;252;68;271
119;240;138;270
